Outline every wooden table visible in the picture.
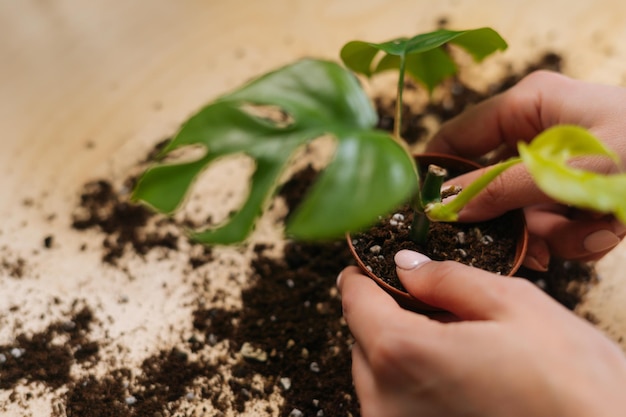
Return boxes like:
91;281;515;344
1;1;625;414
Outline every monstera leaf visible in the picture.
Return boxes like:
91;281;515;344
132;59;417;244
340;28;507;92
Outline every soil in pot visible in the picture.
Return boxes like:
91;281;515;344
349;155;525;297
350;204;521;292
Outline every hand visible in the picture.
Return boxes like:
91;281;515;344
337;251;626;417
427;70;626;269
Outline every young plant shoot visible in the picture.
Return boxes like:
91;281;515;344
132;27;626;248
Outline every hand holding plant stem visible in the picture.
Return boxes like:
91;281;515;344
427;70;626;267
426;124;626;223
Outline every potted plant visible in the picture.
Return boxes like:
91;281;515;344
131;27;626;309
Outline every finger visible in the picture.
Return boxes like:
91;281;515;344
444;163;552;222
338;265;447;379
522;234;551;272
350;343;379;413
394;250;540;320
612;219;626;239
426;71;576;157
525;208;622;260
337;266;417;349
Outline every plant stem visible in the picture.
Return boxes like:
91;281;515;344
410;165;447;245
394;55;430;244
421;165;447;205
394;56;407;140
410;209;430;245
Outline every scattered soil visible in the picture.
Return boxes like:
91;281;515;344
0;304;97;392
1;49;598;417
71;179;180;266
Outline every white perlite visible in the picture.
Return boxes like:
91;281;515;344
392;213;405;222
369;245;381;255
289;408;304;417
240;342;268;362
280;377;291;390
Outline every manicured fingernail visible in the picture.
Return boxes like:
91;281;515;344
613;220;626;237
523;255;549;272
394;250;431;271
583;230;620;253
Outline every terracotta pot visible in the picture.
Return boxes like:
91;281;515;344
347;153;529;312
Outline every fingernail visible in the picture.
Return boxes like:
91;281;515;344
394;250;431;271
613;220;626;237
583;230;620;253
523;255;549;272
336;271;344;288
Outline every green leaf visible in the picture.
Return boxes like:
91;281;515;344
375;48;457;95
132;59;417;244
519;125;626;224
287;131;418;239
340;27;507;92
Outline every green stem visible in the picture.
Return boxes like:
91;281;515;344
410;210;430;245
394;55;428;243
421;164;447;205
410;164;447;245
394;56;407;140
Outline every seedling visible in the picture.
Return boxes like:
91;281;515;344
132;27;626;247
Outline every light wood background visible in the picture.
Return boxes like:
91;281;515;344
1;0;626;388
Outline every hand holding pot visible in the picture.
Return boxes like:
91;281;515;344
428;71;626;269
337;251;626;417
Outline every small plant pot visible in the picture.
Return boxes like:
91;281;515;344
347;153;528;312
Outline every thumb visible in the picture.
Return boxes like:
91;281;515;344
447;163;551;222
394;250;536;320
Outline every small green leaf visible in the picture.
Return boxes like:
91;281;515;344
133;59;417;244
519;125;626;224
337;41;380;77
340;28;507;92
375;48;457;94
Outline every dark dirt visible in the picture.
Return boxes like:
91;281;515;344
0;49;599;417
0;304;97;391
351;155;522;292
352;205;519;291
193;241;357;416
71;179;180;266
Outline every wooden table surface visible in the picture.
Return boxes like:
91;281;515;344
1;1;626;413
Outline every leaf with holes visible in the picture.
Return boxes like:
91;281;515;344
132;59;417;244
